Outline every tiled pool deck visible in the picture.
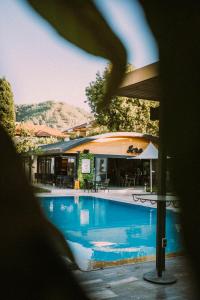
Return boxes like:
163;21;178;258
74;256;198;300
35;184;179;211
35;184;144;199
36;185;194;299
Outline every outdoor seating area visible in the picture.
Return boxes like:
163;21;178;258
119;172;151;188
83;178;110;192
34;173;74;188
34;173;55;185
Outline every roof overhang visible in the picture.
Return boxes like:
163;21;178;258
94;154;136;159
38;132;158;156
117;62;160;101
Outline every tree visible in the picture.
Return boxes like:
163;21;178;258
0;78;15;136
15;134;60;154
85;65;159;135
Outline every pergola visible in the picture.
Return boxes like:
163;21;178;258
117;62;176;284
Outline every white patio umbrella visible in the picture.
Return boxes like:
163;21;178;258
133;142;158;192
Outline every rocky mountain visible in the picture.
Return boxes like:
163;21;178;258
15;101;92;131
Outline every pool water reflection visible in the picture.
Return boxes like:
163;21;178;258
40;196;182;271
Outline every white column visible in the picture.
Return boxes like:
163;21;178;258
51;157;55;174
31;155;37;184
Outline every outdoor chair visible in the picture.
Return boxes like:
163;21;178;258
34;173;41;183
63;176;73;188
55;175;63;187
83;179;94;192
99;178;110;191
95;180;102;190
94;176;103;191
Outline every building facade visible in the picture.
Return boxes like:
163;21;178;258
31;132;158;189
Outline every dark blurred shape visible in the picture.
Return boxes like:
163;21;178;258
0;125;90;299
140;0;200;294
150;107;159;121
1;0;128;298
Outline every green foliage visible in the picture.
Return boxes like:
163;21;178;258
17;127;32;137
0;78;15;136
85;65;159;135
15;101;91;131
77;153;94;188
87;123;109;137
16;101;53;122
15;136;59;154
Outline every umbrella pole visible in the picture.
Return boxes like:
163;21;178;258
143;88;176;284
150;159;153;192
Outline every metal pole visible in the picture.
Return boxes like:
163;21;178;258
156;95;167;277
143;86;176;284
76;151;80;179
156;200;166;276
150;159;153;193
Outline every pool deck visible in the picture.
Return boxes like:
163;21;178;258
73;256;198;300
35;183;144;199
35;184;178;211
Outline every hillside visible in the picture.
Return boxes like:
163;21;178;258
15;101;92;131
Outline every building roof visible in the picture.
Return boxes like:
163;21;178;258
15;122;66;138
90;132;158;140
63;122;91;133
39;132;158;155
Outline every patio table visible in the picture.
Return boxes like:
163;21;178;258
135;194;179;284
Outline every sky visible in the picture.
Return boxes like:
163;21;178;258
0;0;158;111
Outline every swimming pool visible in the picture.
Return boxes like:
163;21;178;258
40;196;182;271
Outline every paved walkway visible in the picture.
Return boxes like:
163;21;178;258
74;257;197;300
35;183;142;195
35;184;178;211
35;184;143;204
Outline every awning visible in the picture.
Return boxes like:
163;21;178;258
95;154;136;159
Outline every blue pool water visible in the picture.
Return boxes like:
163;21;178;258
40;196;182;270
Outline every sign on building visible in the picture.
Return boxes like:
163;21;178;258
81;159;91;173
